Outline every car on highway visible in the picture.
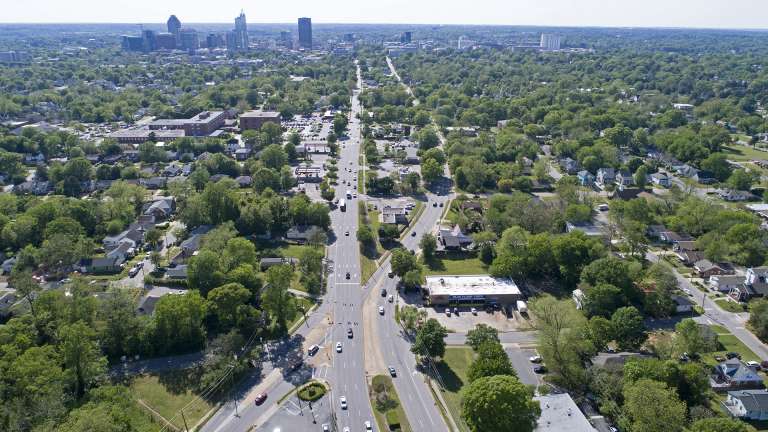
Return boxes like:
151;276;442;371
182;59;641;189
388;366;397;377
378;306;385;315
254;392;267;405
365;420;372;431
345;231;349;236
432;202;437;207
529;355;542;363
128;267;141;278
388;272;395;278
340;396;348;409
347;328;353;338
308;345;320;356
381;288;387;297
336;342;342;353
343;428;350;432
388;295;394;303
346;272;351;279
533;365;547;374
322;424;330;432
411;231;416;237
471;307;477;315
439;202;444;207
446;309;451;317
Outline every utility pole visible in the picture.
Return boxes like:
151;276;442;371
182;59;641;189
180;410;190;432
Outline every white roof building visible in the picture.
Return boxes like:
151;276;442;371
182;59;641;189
535;394;597;432
425;275;521;305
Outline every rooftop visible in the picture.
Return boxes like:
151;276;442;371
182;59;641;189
534;393;596;432
425;275;520;297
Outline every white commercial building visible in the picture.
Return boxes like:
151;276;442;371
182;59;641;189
425;275;521;306
535;394;597;432
540;34;562;50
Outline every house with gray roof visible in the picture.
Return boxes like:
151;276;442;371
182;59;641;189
711;359;765;391
534;393;597;432
724;389;768;420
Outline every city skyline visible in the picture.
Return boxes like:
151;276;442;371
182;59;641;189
2;0;768;29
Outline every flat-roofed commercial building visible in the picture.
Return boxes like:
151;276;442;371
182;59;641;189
240;110;281;131
109;127;185;144
425;275;522;306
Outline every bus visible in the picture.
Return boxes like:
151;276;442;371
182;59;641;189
346;190;352;199
339;199;347;212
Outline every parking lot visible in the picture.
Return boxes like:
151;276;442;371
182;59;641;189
425;304;523;333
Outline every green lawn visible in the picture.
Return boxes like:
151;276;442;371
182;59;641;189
130;373;213;431
722;144;768;162
423;252;489;277
715;299;746;313
359;201;381;283
434;346;475;432
706;325;762;364
370;375;412;432
288;296;316;331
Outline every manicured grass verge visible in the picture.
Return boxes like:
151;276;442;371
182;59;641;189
359;200;380;283
297;381;327;402
715;299;746;313
705;325;761;364
370;375;412;432
130;373;213;431
434;347;475;432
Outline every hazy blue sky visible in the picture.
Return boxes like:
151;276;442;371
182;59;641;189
2;0;767;28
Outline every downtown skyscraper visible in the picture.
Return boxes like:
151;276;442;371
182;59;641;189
298;17;312;50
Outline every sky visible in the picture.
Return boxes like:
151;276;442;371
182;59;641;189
1;0;767;29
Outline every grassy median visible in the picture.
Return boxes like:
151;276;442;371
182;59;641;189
370;375;411;432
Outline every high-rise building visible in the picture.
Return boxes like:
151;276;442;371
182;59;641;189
280;31;293;48
344;33;355;43
225;31;238;52
141;30;157;52
155;33;177;50
167;15;181;36
206;33;223;49
540;34;561;51
400;31;412;44
232;10;249;51
298;17;312;50
179;28;199;53
167;15;181;48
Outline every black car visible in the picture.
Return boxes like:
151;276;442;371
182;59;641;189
388;366;397;377
533;365;547;374
726;352;741;360
432;202;437;207
381;288;387;297
254;393;268;405
347;328;353;338
346;272;350;279
411;231;416;237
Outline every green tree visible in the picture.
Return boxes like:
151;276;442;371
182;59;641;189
611;306;647;350
465;324;500;351
461;375;540;432
261;265;297;332
152;291;208;355
421;158;443;184
411;318;447;359
727;169;756;191
622;379;686;432
188;250;225;296
583;283;625;318
420;233;437;261
675;319;716;356
467;341;516;383
391;248;418;277
208;283;251;330
748;298;768;341
687;418;756;432
261;144;288;170
58;321;107;398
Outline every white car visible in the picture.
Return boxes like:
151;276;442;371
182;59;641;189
471;307;477;315
683;288;692;295
340;396;348;409
378;306;385;315
336;342;343;353
529;355;543;363
343;428;350;432
365;420;372;431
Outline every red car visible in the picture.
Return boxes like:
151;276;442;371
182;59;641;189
254;393;268;405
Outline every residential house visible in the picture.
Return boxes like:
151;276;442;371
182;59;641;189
711;359;765;391
259;257;299;271
718;189;756;202
646;225;667;240
565;221;603;237
694;259;735;278
650;172;670;187
285;225;324;244
460;201;484;214
596;168;615;188
162;164;183;177
78;257;122;274
695;170;717;185
591;351;653;368
676;164;699;178
235;148;252;161
14;180;51;195
560;158;579;174
724;390;768;420
577;170;595;187
1;257;16;274
137;287;187;315
732;267;768;301
235;176;252;188
140;177;167;189
106;241;134;265
710;275;745;293
177;225;213;260
0;291;17;315
438;225;473;251
615;170;634;188
143;197;175;220
165;265;188;279
103;223;144;251
673;295;694;314
380;205;408;225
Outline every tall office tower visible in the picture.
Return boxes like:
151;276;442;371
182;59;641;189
179;28;199;53
234;10;249;50
167;15;181;48
298;17;312;50
141;30;157;52
343;33;354;43
206;33;223;49
400;31;412;44
280;31;293;48
540;33;561;50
